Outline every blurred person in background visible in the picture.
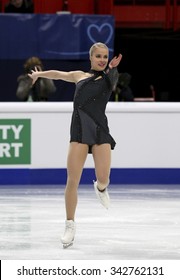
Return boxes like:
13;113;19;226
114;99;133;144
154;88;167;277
4;0;34;13
16;57;56;101
112;72;134;102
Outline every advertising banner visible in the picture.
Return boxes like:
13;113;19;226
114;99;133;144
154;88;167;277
0;119;31;164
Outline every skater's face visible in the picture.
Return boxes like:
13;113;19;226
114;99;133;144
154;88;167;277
90;47;109;71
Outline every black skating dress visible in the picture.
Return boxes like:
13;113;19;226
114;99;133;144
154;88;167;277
70;67;119;153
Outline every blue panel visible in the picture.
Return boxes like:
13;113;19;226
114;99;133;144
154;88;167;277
30;168;67;185
0;168;30;184
0;14;38;59
110;168;180;185
0;14;115;59
0;168;180;185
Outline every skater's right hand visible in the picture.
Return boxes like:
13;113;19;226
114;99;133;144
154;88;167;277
28;66;40;85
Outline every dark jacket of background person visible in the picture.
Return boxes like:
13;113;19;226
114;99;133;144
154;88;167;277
112;72;134;102
16;57;56;102
4;0;34;13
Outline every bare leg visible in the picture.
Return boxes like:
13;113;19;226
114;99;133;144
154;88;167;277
65;142;88;221
92;143;111;190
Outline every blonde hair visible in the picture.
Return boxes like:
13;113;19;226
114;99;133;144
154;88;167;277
89;42;108;57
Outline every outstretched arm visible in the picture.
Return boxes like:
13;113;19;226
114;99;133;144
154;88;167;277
109;53;122;69
28;67;83;85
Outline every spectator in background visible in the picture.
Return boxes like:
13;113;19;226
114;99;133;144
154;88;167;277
112;72;134;102
16;57;56;101
4;0;34;13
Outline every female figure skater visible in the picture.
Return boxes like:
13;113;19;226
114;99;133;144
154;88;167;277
28;42;122;248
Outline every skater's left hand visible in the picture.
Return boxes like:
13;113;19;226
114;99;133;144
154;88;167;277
109;54;122;69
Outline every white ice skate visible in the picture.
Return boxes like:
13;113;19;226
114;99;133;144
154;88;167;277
93;181;110;209
61;220;76;249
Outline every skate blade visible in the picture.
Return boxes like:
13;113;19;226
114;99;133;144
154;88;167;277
63;241;73;249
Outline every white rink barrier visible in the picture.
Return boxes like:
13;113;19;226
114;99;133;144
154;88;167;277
0;102;180;185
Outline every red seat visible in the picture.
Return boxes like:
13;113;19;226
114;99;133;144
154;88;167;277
34;0;62;14
68;0;95;14
1;0;9;12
